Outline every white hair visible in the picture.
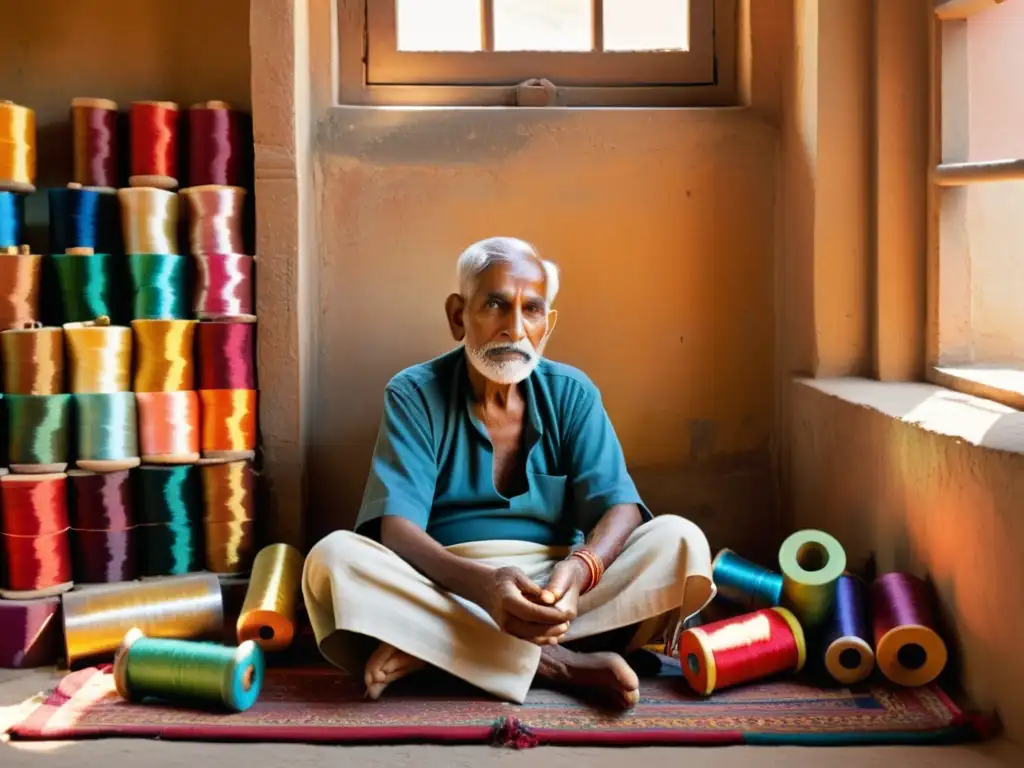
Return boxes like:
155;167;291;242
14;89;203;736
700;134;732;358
456;237;560;306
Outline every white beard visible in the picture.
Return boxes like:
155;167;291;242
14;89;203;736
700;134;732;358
465;338;541;384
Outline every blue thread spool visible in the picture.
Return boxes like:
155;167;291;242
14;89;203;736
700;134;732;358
712;548;784;610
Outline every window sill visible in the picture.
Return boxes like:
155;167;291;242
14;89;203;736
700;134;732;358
928;365;1024;412
795;376;1024;455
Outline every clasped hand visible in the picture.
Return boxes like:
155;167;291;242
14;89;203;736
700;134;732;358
485;559;586;645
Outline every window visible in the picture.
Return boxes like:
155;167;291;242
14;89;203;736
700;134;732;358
930;0;1024;406
338;0;736;106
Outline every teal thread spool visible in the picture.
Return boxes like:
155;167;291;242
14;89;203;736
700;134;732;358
113;628;265;713
74;392;141;472
778;529;848;630
52;250;121;323
136;465;202;576
712;548;784;610
129;254;189;319
5;393;71;473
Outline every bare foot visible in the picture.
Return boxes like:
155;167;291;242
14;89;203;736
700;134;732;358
363;642;426;700
535;645;640;709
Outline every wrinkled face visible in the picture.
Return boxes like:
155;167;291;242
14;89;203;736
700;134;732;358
448;258;555;385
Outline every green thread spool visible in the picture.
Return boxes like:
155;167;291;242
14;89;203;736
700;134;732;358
5;393;71;473
136;465;202;576
74;392;141;472
114;628;265;713
129;254;189;319
778;529;847;630
712;548;784;610
52;251;120;323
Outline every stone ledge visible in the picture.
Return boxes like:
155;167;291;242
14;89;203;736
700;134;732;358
795;377;1024;455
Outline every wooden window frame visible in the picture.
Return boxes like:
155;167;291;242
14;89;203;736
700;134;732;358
338;0;737;107
927;0;1024;407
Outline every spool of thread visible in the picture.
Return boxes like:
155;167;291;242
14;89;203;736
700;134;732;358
63;317;132;393
193;252;255;320
1;324;63;394
778;529;847;629
133;319;197;391
73;392;140;471
0;396;6;468
118;187;179;255
48;185;121;255
199;389;257;460
197;321;256;390
200;459;256;574
181;185;246;255
0;190;24;247
0;245;41;330
5;393;71;473
114;628;264;712
136;391;201;464
188;101;241;187
67;469;136;584
129;253;189;319
0;101;35;193
712;548;784;610
0;473;73;598
0;596;61;668
237;543;303;652
136;464;202;575
71;97;119;192
823;573;875;685
680;607;806;696
62;572;223;666
52;250;120;323
872;572;948;687
130;101;179;189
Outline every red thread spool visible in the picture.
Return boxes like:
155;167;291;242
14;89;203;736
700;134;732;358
196;321;256;390
188;101;240;187
872;572;949;687
0;596;61;669
130;101;179;190
193;252;255;320
67;469;136;584
0;473;73;597
71;97;118;191
679;607;806;696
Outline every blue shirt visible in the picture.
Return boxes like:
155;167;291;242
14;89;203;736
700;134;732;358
355;347;650;547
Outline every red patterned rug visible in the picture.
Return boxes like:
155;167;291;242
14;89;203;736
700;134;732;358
6;656;981;747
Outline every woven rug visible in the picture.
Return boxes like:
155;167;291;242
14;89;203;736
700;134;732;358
6;656;980;747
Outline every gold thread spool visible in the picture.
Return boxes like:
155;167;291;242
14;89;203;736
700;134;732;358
237;543;303;652
133;319;197;392
63;317;132;393
61;572;224;667
1;324;63;394
118;187;179;255
778;529;847;630
0;101;36;193
198;458;256;575
0;245;42;330
136;390;200;464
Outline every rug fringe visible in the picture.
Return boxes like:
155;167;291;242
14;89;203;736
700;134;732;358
490;716;538;749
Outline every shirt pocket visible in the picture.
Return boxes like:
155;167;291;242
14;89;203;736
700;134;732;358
523;472;568;518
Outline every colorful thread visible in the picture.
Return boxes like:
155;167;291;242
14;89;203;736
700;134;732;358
63;318;132;393
0;246;41;331
132;319;197;391
135;464;202;576
188;102;241;187
114;628;265;713
872;572;949;687
182;185;246;254
136;390;200;463
200;460;256;574
71;97;119;191
0;101;35;193
73;392;140;471
52;251;120;324
199;389;257;458
118;187;179;255
823;573;875;684
129;254;189;319
48;185;121;255
778;529;847;629
680;607;806;696
237;543;304;652
129;101;179;189
1;325;64;395
5;394;71;471
0;473;73;596
193;253;254;319
62;572;224;666
196;321;256;389
0;190;23;247
712;548;784;610
67;469;136;584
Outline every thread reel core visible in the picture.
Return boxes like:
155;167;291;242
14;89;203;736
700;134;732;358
795;542;829;572
897;642;927;671
839;648;863;670
242;664;255;692
259;626;275;641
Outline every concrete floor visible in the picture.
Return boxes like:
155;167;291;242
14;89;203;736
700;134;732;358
2;667;1020;768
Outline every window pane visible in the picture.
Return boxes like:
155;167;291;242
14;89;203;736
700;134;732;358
604;0;690;52
493;0;592;52
396;0;482;51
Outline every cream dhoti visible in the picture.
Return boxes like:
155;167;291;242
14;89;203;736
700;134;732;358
302;514;715;704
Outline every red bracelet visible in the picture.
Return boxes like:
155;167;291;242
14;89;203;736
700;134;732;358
570;549;604;594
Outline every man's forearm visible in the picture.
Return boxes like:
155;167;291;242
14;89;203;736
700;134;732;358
379;516;493;607
573;503;643;583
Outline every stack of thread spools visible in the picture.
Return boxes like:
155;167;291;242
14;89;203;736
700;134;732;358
680;529;951;696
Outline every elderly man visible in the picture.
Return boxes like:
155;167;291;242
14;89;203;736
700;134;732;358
303;237;713;708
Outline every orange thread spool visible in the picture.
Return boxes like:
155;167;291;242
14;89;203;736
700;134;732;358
199;389;257;460
199;459;256;574
1;324;63;394
679;607;806;696
136;390;200;464
0;246;41;330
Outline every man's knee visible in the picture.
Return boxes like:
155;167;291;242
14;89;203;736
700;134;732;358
303;530;376;600
640;514;710;557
